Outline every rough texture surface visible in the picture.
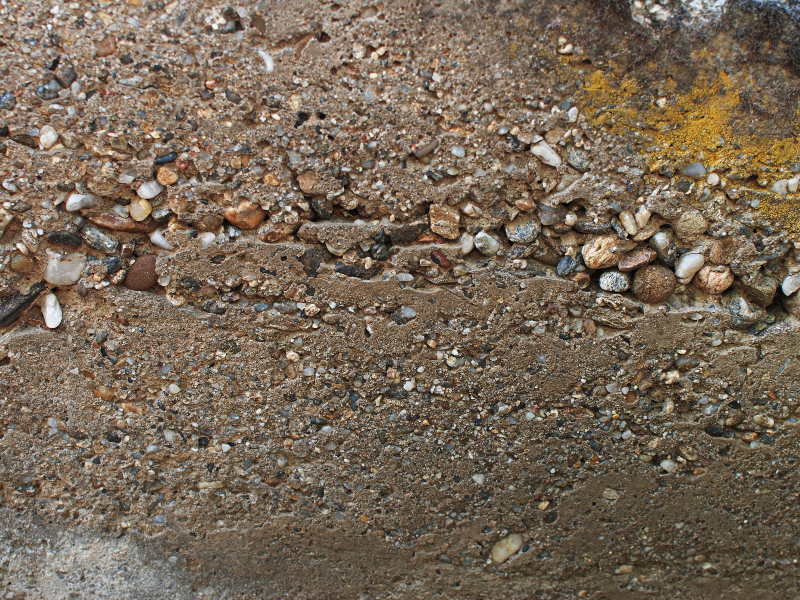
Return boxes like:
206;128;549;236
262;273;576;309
1;0;800;598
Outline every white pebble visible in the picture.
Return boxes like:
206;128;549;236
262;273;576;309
42;293;63;329
400;306;417;319
65;193;99;212
199;232;217;248
137;180;165;200
618;210;638;236
450;145;465;158
44;251;87;286
472;474;485;485
782;274;800;297
530;140;562;167
118;169;137;185
634;205;651;228
168;383;180;394
460;233;475;255
789;176;800;194
674;253;704;280
706;173;720;186
660;459;676;473
474;231;500;255
39;125;59;149
567;106;579;122
150;229;174;251
129;198;152;221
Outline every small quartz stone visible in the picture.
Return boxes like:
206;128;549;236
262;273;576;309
42;293;62;329
39;125;59;149
618;210;638;236
129;198;153;222
460;233;475;255
530;140;562;167
693;264;734;294
632;265;676;304
674;253;705;281
491;534;523;565
150;229;175;251
474;231;500;255
782;273;800;297
680;162;706;179
634;205;651;228
44;251;87;286
137;180;165;200
124;255;158;291
599;270;631;293
66;194;99;212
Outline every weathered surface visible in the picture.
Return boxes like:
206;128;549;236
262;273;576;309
1;0;799;597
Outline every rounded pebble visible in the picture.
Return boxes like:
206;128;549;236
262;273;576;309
124;255;158;291
599;270;631;293
632;265;677;304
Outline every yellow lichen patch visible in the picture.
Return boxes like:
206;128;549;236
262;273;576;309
579;67;800;230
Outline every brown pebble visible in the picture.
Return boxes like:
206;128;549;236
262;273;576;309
693;264;734;295
582;235;636;269
157;166;178;186
10;253;35;273
95;34;117;58
618;248;657;272
223;201;267;230
430;249;451;268
123;255;158;291
632;265;676;304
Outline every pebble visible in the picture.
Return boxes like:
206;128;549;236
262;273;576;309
95;34;116;58
129;198;153;222
599;270;630;292
428;205;461;239
672;209;708;241
44;251;87;286
42;293;62;329
124;255;158;291
460;233;475;255
157;166;179;186
530;140;562;167
582;235;635;269
491;533;523;565
450;145;465;158
224;201;266;230
782;273;800;296
0;91;16;111
151;229;174;251
680;162;707;179
474;232;500;255
660;459;676;473
618;248;657;271
137;180;165;200
504;215;541;244
471;474;485;485
674;253;705;281
649;231;677;266
618;210;638;236
414;138;439;158
47;231;82;247
66;194;99;212
0;281;45;327
39;125;59;149
634;205;651;228
693;264;733;295
81;225;119;254
632;265;676;304
707;173;720;186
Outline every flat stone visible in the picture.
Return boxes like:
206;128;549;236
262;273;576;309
389;217;428;245
734;272;778;307
0;281;45;327
618;248;657;271
86;212;159;233
81;224;119;254
47;231;83;247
